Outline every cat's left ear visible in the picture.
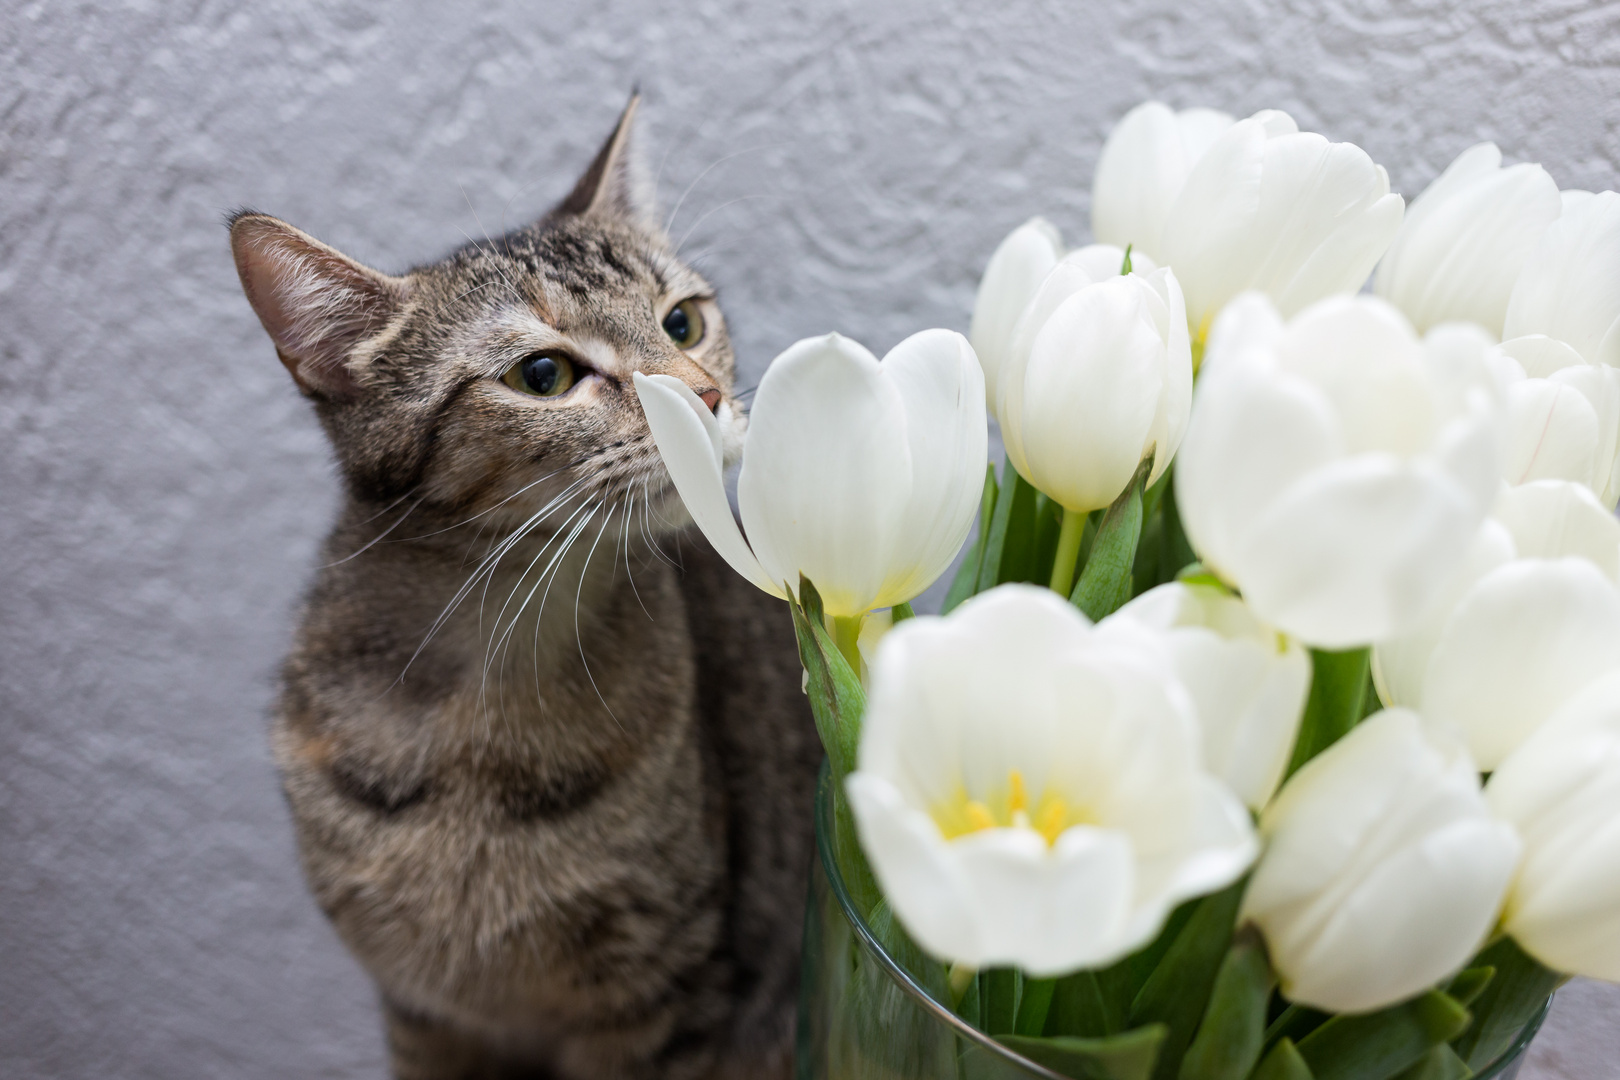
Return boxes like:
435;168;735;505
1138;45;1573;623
552;92;659;230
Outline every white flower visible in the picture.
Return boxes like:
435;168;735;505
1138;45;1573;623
994;258;1192;512
969;218;1064;407
846;585;1257;976
1492;335;1620;507
1157;110;1405;335
1504;190;1620;368
1242;710;1521;1014
1092;101;1235;264
1105;582;1310;811
1488;670;1620;981
1373;480;1620;769
1175;293;1503;648
634;330;986;617
1373;142;1561;336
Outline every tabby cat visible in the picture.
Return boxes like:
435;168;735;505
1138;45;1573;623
230;97;820;1079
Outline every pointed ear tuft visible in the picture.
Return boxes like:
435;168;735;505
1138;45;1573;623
553;93;659;229
229;213;409;399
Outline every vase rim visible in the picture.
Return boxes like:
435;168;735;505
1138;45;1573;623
812;760;1552;1079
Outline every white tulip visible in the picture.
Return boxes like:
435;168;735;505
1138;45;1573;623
1105;582;1310;811
1242;710;1521;1014
1159;110;1405;337
969;217;1064;407
1175;293;1503;648
1493;335;1620;507
1092;101;1235;264
1373;142;1561;336
1488;670;1620;981
1373;480;1620;769
996;258;1192;515
634;330;986;618
846;585;1257;976
1505;190;1620;368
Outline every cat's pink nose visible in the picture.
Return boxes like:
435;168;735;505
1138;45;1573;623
698;389;722;414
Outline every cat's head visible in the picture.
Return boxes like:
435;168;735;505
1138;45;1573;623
230;95;741;537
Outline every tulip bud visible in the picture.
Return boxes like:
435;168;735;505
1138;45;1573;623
996;260;1192;513
1504;190;1620;368
1242;710;1520;1014
847;585;1257;975
1493;336;1620;507
1105;582;1310;811
1373;143;1561;336
1092;101;1234;264
1175;293;1503;648
1488;670;1620;981
1373;480;1620;769
634;330;987;617
1159;110;1405;335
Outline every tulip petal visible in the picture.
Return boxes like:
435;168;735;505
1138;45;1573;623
1505;190;1620;367
633;372;783;597
1422;557;1620;768
874;329;988;608
1092;102;1232;263
737;334;913;617
1373;144;1561;335
970;218;1064;405
1493;480;1620;580
1234;455;1482;648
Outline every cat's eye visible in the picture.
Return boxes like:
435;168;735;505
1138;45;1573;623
662;299;705;349
502;352;576;398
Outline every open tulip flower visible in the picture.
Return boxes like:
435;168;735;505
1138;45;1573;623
1175;292;1504;648
1373;142;1562;337
1098;108;1405;345
1493;335;1620;507
1488;670;1620;982
1242;709;1521;1014
1104;582;1310;811
845;585;1257;975
633;329;986;619
1373;479;1620;769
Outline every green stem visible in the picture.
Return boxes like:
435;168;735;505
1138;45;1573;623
1283;647;1372;781
832;614;864;675
1048;506;1088;597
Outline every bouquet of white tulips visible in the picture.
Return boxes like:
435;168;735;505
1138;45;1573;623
636;101;1620;1080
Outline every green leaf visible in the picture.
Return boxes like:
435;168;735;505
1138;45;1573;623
867;899;950;1005
986;967;1023;1035
890;601;916;624
958;966;985;1030
946;464;999;612
989;1026;1167;1080
1018;978;1058;1037
1073;460;1152;620
1047;970;1127;1038
1126;900;1198;1004
1443;966;1494;1009
788;576;866;782
979;462;1040;589
1177;930;1274;1080
1263;1004;1329;1054
1390;1044;1470;1080
1129;878;1248;1080
1295;990;1471;1080
1451;937;1560;1069
1251;1039;1313;1080
1284;647;1371;782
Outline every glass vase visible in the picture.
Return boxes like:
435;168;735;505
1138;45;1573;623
795;764;1550;1080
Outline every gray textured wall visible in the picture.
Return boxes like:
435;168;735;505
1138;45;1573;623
3;1;1618;1076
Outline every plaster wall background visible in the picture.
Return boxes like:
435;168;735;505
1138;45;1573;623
3;1;1619;1076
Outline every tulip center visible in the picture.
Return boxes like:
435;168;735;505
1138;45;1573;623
932;769;1092;848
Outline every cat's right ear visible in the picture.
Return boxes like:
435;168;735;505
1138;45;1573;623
229;212;410;399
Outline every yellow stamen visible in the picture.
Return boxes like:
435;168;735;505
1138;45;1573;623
1007;769;1028;815
965;801;997;833
1036;799;1069;846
